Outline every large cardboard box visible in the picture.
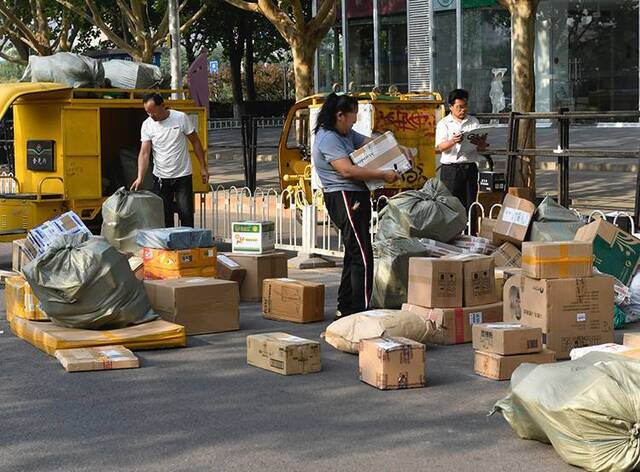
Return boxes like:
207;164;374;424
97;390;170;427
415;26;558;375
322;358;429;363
574;219;640;286
492;242;521;268
359;336;425;390
225;251;288;301
479;218;498;241
508;186;536;203
232;221;275;254
12;239;34;272
623;333;640;348
9;317;186;356
474;349;555;380
262;278;325;323
216;254;246;284
447;254;497;306
569;343;633;360
144;277;239;335
519;274;615;359
55;345;139;372
521;241;593;279
407;257;463;308
27;211;91;256
5;275;47;321
472;322;542;355
246;332;321;375
402;302;503;345
493;194;536;246
349;131;412;191
143;265;216;280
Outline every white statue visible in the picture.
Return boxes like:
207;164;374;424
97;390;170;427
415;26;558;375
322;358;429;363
489;68;507;113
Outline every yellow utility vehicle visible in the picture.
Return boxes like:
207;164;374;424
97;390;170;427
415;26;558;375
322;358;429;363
0;83;208;241
277;91;444;205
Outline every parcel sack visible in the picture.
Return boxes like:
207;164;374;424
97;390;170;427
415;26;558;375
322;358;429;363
23;233;157;330
375;178;467;242
529;196;585;242
101;187;165;254
371;238;429;309
493;352;640;472
323;309;432;354
21;52;104;88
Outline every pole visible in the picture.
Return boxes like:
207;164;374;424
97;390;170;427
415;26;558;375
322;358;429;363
313;0;320;93
168;0;182;100
455;0;462;89
341;0;349;91
373;0;380;88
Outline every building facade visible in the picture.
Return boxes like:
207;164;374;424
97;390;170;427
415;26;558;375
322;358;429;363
315;0;640;116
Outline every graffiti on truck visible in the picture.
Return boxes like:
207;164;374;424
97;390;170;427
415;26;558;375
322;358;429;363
375;108;436;134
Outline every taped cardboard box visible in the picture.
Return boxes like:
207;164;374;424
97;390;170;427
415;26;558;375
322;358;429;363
519;274;615;359
472;322;542;355
5;275;47;321
495;267;523;295
447;254;497;306
574;219;640;286
350;131;412;191
623;333;640;348
232;221;275;254
55;345;139;372
216;254;246;284
9;317;186;356
493;194;536;246
262;278;324;323
246;332;321;375
569;343;633;360
407;257;463;308
224;251;288;301
144;277;239;335
401;302;503;345
474;348;555;380
0;269;19;289
143;247;217;271
521;241;593;279
143;265;216;280
479;217;498;241
12;239;34;272
359;336;425;390
492;242;521;268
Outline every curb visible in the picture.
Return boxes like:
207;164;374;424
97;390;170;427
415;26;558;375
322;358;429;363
212;154;276;162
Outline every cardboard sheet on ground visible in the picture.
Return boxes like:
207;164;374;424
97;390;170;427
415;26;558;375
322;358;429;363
10;317;186;356
493;352;640;472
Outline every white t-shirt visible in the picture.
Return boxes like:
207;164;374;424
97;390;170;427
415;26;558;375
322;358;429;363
140;109;196;179
435;113;481;165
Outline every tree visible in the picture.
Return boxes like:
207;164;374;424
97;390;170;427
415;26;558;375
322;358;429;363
223;0;337;100
498;0;540;191
55;0;209;63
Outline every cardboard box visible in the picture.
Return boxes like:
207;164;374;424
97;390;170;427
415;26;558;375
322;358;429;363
9;317;186;356
569;343;633;360
225;252;288;301
472;322;542;355
407;257;463;308
5;275;47;321
55;345;139;372
402;301;503;345
493;194;536;246
502;274;523;322
143;247;217;271
623;333;640;348
12;239;34;272
144;277;239;335
216;254;247;284
246;332;321;375
27;211;91;256
479;217;498;241
519;274;615;359
447;254;497;306
478;172;506;193
359;336;425;390
474;349;555;380
492;242;521;268
262;278;325;323
0;269;19;289
574;219;640;286
508;186;536;203
143;265;216;280
495;267;523;295
521;241;593;279
232;221;275;254
350;131;412;191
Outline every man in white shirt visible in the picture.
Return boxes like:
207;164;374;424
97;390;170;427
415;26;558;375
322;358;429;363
131;93;208;228
435;89;488;213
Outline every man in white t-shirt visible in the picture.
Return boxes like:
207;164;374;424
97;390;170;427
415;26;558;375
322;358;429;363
131;93;208;227
435;88;488;213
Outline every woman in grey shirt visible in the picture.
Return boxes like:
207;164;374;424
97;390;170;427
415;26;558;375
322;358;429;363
312;93;399;319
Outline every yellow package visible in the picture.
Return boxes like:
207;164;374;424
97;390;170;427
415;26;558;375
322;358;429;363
5;275;48;321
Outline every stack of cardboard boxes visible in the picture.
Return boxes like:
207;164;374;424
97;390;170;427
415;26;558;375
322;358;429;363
507;241;615;360
401;255;503;344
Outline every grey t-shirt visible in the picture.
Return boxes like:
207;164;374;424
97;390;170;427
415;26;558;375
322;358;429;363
312;127;368;192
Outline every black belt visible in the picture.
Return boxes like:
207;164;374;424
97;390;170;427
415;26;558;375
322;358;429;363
441;162;476;168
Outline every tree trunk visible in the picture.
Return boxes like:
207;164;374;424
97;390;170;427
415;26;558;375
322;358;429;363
291;40;315;101
228;28;246;118
245;31;256;102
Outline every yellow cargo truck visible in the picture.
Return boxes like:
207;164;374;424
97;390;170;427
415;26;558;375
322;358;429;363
277;91;444;205
0;83;208;241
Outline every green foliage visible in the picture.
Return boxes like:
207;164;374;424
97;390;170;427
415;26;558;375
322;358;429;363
0;61;25;81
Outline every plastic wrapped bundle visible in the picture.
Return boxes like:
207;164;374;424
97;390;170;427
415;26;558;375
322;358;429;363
21;52;104;88
418;238;462;257
101;187;165;254
371;238;429;308
450;234;497;255
22;233;157;330
375;178;467;243
103;60;163;89
493;352;640;472
530;196;585;242
136;227;214;250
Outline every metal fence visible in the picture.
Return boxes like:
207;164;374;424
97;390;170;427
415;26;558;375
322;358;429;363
208;117;285;130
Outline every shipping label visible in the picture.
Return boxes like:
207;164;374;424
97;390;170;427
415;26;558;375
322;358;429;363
502;208;532;227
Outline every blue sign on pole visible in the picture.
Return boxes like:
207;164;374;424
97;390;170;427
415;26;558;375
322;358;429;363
209;60;219;74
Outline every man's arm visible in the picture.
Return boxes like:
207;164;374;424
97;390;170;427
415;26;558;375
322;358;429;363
187;131;209;185
130;140;152;191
